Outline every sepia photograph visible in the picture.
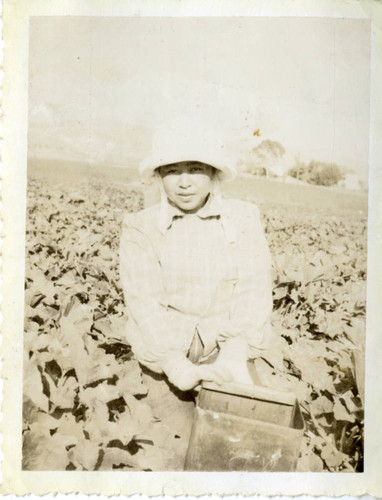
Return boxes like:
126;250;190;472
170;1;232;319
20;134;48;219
21;15;369;474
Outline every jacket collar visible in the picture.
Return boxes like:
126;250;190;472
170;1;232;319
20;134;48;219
158;194;236;243
158;194;221;233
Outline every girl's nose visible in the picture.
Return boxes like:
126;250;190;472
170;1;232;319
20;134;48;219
179;172;191;188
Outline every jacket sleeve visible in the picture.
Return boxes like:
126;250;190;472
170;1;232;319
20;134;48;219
119;213;190;373
230;205;273;349
219;203;273;354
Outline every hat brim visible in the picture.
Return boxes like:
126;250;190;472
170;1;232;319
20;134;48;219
139;155;237;182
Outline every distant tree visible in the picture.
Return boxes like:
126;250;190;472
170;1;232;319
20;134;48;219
293;153;305;170
246;140;286;178
288;160;343;186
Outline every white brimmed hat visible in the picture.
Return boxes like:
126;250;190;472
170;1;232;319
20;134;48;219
139;115;237;182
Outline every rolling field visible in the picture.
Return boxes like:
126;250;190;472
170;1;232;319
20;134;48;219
23;160;367;471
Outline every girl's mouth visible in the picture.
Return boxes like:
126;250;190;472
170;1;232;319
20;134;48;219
178;193;195;200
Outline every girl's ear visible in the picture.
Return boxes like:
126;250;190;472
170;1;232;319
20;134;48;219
154;167;162;178
211;174;222;201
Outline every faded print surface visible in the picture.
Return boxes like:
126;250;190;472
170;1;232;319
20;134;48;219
23;16;368;472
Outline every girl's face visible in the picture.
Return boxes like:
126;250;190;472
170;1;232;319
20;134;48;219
158;162;215;213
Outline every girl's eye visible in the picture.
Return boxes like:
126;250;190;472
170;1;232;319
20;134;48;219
191;166;203;173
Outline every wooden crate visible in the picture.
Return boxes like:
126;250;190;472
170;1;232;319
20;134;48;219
184;381;304;471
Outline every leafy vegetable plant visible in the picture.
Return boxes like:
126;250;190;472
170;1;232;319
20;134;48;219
23;173;366;471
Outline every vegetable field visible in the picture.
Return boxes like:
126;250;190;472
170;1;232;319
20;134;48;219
23;166;367;472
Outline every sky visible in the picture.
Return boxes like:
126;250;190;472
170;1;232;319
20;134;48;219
28;16;370;180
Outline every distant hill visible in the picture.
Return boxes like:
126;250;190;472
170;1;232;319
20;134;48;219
28;158;368;215
28;121;152;166
224;175;368;214
28;157;141;184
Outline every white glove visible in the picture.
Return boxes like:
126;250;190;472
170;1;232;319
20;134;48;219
162;354;233;391
214;337;254;386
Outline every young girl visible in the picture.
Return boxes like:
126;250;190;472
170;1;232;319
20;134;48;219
119;116;273;393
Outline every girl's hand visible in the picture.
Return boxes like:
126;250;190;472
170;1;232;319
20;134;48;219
198;364;233;386
214;358;255;386
168;362;233;391
214;337;255;386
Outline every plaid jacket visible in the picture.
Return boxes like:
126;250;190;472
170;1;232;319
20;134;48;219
119;195;273;374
